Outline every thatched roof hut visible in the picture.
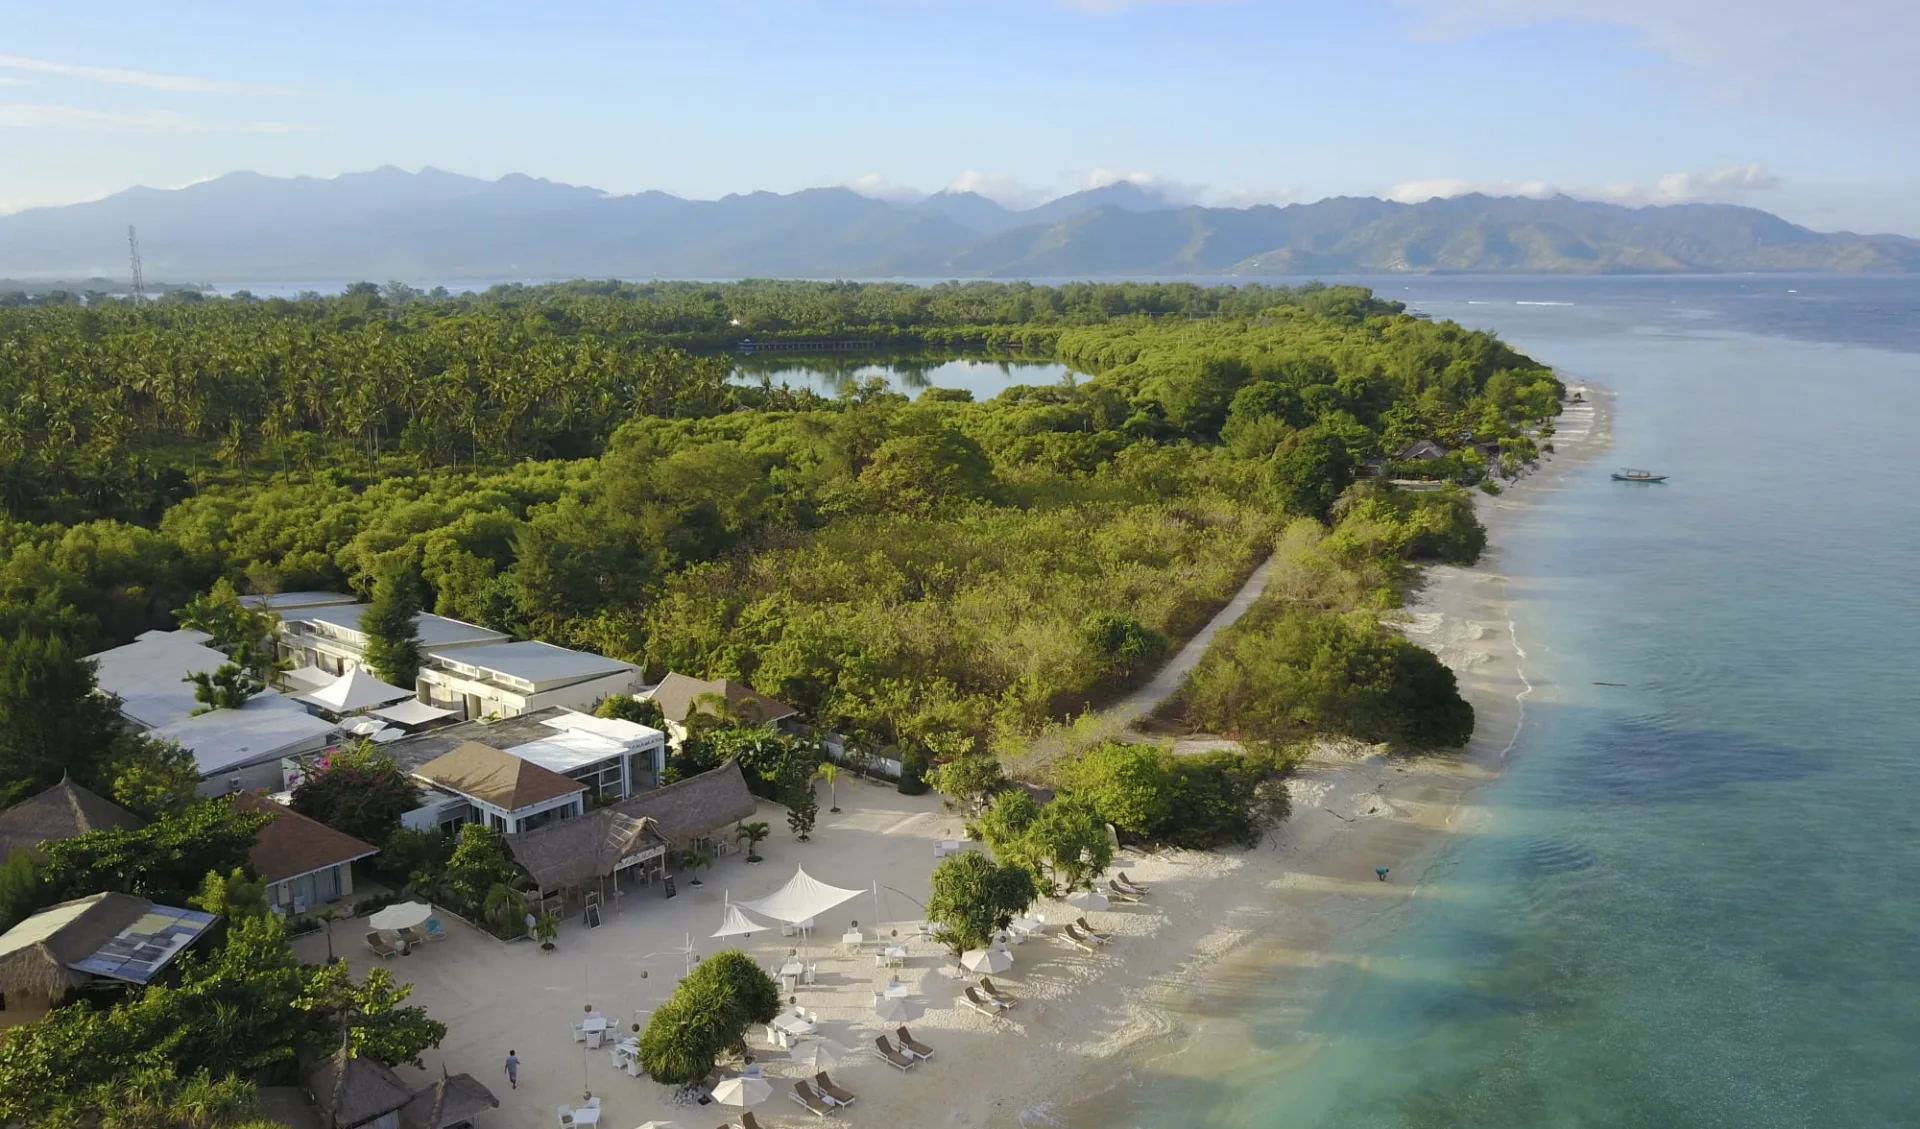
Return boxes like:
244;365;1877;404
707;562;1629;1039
505;810;667;892
398;1069;498;1129
308;1044;412;1129
0;893;153;1006
0;777;145;861
613;760;758;845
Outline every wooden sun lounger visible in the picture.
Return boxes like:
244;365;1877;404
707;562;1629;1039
1076;917;1115;943
1061;926;1097;952
790;1081;834;1117
964;986;1008;1016
874;1036;916;1071
980;977;1015;1007
364;931;399;959
815;1072;857;1107
1106;879;1143;903
742;1115;768;1129
895;1026;936;1061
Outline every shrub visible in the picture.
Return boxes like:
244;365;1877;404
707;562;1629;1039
354;892;403;917
897;745;930;795
595;693;665;730
638;948;780;1085
291;741;424;846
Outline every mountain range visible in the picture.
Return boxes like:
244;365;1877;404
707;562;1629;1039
3;167;1915;282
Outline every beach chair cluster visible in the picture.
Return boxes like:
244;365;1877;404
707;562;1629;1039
875;1026;935;1071
963;977;1015;1017
1063;919;1113;951
791;1071;858;1117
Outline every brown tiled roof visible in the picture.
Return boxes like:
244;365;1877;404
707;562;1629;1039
233;793;379;884
0;777;145;861
308;1046;412;1127
413;741;585;811
648;672;797;727
613;760;759;845
399;1071;498;1129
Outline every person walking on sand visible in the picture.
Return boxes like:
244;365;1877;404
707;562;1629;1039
504;1049;519;1090
1376;866;1390;882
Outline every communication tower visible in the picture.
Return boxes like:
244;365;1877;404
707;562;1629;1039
127;225;146;304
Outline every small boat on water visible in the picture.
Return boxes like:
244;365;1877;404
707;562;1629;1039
1611;468;1668;482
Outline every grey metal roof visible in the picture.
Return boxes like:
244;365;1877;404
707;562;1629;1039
284;604;510;649
428;640;634;686
380;706;582;771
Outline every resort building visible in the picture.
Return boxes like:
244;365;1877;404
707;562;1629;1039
89;628;231;729
273;603;509;679
0;778;145;862
234;793;379;913
505;760;758;903
645;671;799;747
238;591;360;615
415;640;639;722
409;741;589;835
1397;439;1449;461
0;893;218;1028
349;707;667;838
89;628;339;796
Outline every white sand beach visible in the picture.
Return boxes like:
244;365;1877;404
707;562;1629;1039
296;389;1612;1129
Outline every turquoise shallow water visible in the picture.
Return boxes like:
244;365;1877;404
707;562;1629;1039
1104;277;1920;1129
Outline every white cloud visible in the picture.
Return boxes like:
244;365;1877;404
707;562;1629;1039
0;102;315;133
0;53;294;96
944;170;1053;210
1214;185;1303;208
0;77;27;87
1393;0;1920;115
844;172;924;201
1385;162;1784;207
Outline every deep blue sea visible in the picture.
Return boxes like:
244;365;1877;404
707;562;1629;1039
1090;275;1920;1128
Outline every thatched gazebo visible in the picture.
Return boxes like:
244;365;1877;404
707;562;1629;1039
398;1068;499;1129
308;1042;412;1129
0;776;145;862
0;893;161;1019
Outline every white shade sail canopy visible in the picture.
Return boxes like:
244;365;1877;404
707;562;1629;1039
738;867;863;925
962;947;1013;973
299;667;414;713
372;698;458;727
712;901;769;939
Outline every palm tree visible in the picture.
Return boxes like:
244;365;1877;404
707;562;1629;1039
679;849;712;887
736;821;771;864
815;761;841;813
314;904;341;964
533;910;560;951
482;883;528;938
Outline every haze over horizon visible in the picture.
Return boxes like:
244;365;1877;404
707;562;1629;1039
4;1;1919;236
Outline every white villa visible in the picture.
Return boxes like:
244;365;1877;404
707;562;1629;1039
273;603;509;678
416;640;639;722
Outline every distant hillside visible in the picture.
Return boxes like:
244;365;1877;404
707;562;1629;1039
2;168;1914;281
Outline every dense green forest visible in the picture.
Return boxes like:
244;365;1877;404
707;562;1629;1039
0;280;1559;755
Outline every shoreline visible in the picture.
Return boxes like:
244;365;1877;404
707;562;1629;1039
972;386;1615;1127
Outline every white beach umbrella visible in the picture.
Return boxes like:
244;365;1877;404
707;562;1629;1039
802;1039;851;1071
961;947;1013;974
1066;890;1111;912
634;1122;682;1129
367;900;432;931
711;1076;772;1108
872;994;920;1023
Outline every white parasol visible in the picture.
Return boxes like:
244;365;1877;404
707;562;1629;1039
710;1076;772;1108
367;900;432;931
1066;890;1111;912
872;994;920;1022
961;947;1013;974
801;1039;851;1071
634;1123;682;1129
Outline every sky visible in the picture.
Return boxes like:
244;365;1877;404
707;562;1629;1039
2;0;1917;233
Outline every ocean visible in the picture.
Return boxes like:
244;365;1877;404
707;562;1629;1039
1083;275;1920;1129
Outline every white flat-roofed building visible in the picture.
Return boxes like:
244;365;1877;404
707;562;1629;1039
416;640;639;722
274;604;509;679
152;693;339;797
237;591;360;614
90;629;232;729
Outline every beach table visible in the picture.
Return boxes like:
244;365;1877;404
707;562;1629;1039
840;928;864;950
772;1012;818;1044
582;1015;608;1049
779;958;806;979
1010;916;1045;937
570;1106;600;1127
883;979;912;999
